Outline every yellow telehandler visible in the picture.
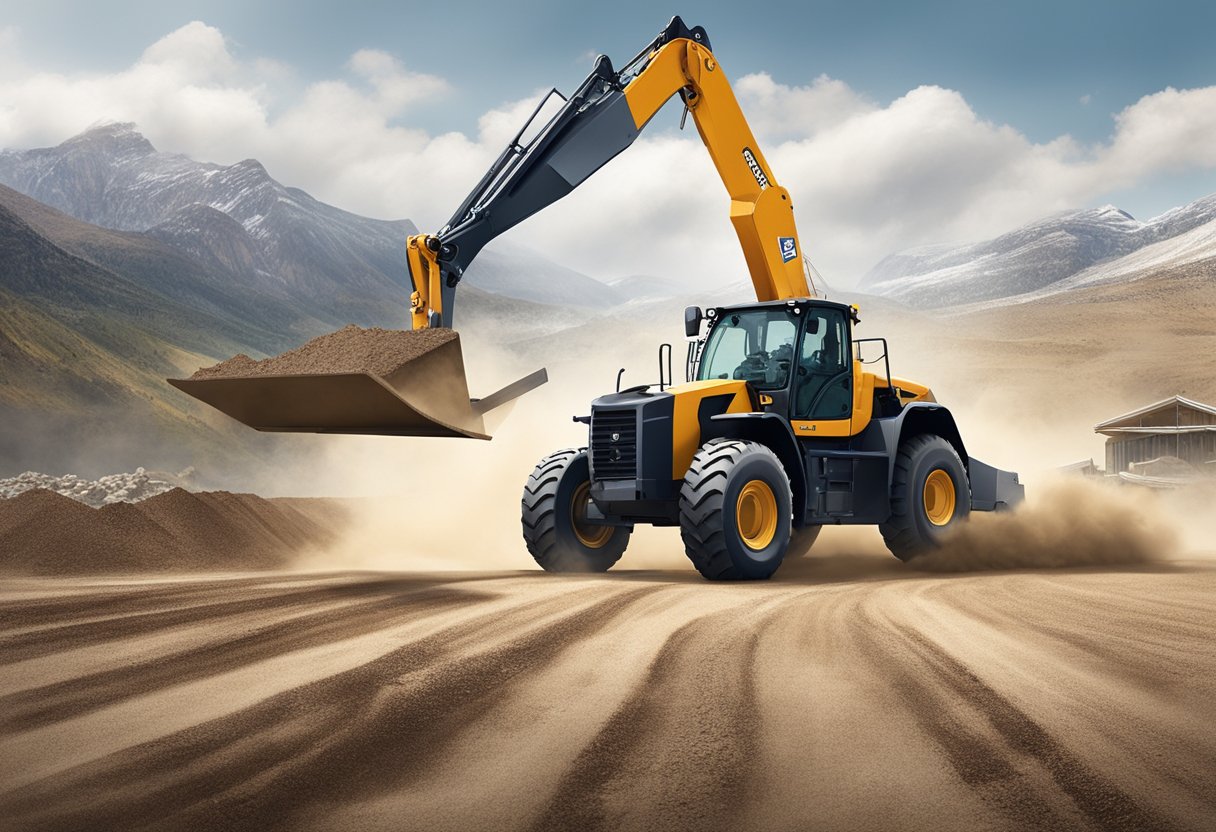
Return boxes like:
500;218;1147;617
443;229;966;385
175;17;1023;580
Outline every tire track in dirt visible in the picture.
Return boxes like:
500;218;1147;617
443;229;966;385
900;622;1177;832
905;573;1216;823
314;585;761;832
0;577;456;663
0;583;662;832
929;574;1211;690
852;593;1180;832
1030;568;1216;618
0;579;606;794
532;594;782;832
2;569;1215;832
730;582;1003;832
0;574;395;629
0;587;479;732
0;577;295;627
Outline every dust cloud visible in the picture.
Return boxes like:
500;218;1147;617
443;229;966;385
277;310;1210;576
917;477;1177;572
287;336;689;573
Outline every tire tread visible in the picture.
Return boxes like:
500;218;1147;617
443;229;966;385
879;434;967;561
521;448;627;572
678;438;790;580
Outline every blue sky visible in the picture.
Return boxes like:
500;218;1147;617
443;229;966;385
2;1;1215;283
9;0;1215;141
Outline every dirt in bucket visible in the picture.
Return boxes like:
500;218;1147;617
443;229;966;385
190;325;458;379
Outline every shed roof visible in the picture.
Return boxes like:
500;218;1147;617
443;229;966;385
1098;425;1216;436
1094;395;1216;435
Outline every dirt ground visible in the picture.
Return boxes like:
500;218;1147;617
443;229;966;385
1;557;1213;832
3;263;1214;831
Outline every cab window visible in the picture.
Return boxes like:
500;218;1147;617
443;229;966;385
697;309;798;390
793;308;851;421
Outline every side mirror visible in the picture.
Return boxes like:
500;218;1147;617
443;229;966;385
684;305;703;338
805;317;820;335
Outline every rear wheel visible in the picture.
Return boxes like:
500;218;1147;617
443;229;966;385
785;525;822;558
522;449;630;572
679;439;792;580
880;434;970;561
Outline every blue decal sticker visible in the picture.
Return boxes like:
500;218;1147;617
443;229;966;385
779;236;797;263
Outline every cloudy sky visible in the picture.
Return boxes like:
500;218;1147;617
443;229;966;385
2;0;1215;288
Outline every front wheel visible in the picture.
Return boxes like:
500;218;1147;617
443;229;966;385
880;434;970;561
522;449;630;572
679;439;793;580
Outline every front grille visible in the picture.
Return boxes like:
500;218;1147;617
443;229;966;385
590;408;638;481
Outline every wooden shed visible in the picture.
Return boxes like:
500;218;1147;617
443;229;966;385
1095;396;1216;475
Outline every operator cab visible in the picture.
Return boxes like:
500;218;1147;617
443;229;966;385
694;299;856;425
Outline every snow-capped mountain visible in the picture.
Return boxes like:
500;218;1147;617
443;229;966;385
0;125;413;307
863;195;1216;308
0;123;619;318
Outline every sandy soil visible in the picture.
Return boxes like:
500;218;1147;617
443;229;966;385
0;559;1213;832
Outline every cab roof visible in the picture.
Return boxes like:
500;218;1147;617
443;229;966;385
713;297;853;315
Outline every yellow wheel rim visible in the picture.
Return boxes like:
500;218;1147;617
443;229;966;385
736;480;778;550
923;469;957;527
571;481;613;548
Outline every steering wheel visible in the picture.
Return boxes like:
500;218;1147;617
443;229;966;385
798;350;827;376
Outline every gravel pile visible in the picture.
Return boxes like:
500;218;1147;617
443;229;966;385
190;325;458;379
0;468;192;507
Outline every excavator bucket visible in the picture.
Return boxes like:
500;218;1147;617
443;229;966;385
168;327;546;440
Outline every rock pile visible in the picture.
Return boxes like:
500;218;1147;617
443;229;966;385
0;468;191;507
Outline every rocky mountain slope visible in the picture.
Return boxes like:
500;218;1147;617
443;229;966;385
0;181;584;480
0;184;328;353
0;123;619;318
863;194;1216;308
0;193;295;476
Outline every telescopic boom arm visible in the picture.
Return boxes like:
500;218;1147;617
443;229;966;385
406;15;812;329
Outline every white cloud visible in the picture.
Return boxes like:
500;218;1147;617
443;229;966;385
0;23;270;160
733;72;872;141
1099;86;1216;178
138;20;238;82
346;49;448;111
1;22;1215;289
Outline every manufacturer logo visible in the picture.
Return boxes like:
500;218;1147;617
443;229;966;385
779;236;797;263
742;148;769;190
611;432;621;442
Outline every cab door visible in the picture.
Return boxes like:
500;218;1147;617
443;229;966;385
789;307;854;437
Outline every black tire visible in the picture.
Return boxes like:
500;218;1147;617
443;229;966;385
522;448;630;572
679;439;793;580
785;525;822;558
880;434;970;561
